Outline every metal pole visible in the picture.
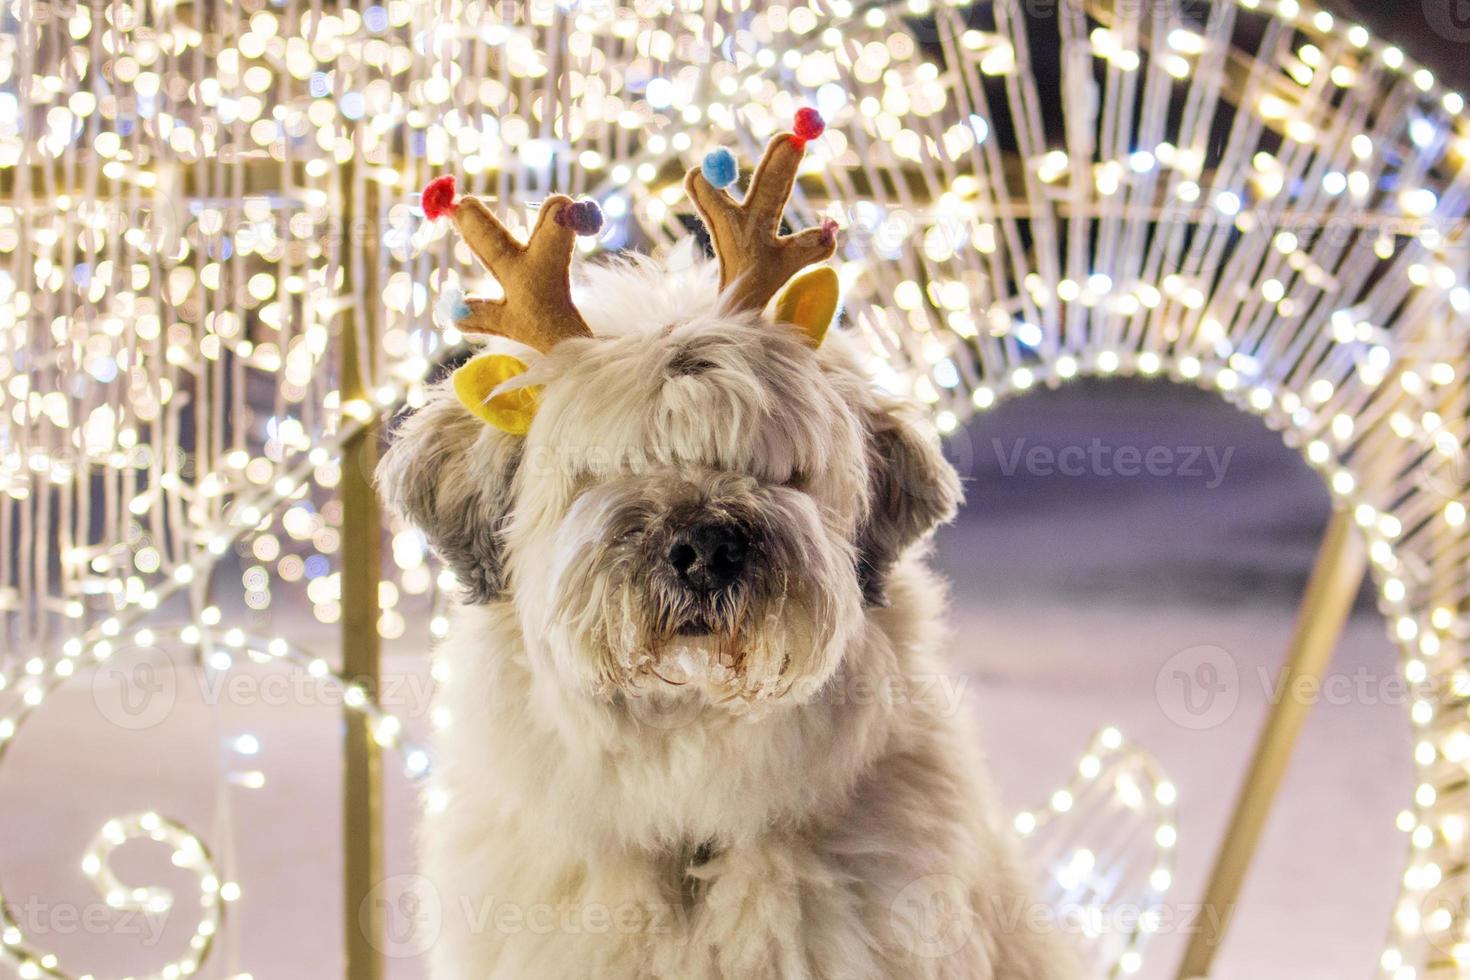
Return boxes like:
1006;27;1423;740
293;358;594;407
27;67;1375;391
340;182;384;978
1175;507;1367;978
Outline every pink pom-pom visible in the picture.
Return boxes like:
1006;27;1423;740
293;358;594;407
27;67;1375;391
792;107;825;143
421;175;457;220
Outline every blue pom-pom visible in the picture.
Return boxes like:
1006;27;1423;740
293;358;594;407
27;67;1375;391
437;286;471;325
701;148;738;189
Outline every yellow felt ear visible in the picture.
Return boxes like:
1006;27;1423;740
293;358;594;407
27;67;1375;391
452;354;539;435
773;265;841;347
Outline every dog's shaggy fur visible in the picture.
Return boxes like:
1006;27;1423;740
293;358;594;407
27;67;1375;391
378;243;1079;978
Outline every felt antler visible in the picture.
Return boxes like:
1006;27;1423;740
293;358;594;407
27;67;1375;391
685;108;839;313
421;176;604;352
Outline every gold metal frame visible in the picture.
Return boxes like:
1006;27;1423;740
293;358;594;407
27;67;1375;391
1176;508;1368;978
339;170;385;980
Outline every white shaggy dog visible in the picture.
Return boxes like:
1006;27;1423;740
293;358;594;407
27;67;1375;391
379;126;1078;979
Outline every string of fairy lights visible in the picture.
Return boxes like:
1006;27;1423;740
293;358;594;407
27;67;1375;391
1015;728;1180;979
1;0;1467;976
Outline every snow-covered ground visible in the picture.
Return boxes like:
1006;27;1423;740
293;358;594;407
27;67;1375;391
0;380;1409;979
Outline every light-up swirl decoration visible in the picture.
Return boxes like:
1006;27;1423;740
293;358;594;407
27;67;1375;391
0;621;428;978
0;808;221;980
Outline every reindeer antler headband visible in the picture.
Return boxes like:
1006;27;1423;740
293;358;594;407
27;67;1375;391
420;180;604;352
422;109;841;433
684;107;839;313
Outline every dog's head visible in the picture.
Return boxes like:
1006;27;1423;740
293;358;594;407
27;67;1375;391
379;117;960;713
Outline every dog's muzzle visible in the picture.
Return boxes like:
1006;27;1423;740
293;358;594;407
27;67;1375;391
670;520;752;637
667;520;749;618
657;512;761;640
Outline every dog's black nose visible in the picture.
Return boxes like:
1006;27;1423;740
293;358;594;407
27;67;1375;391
668;522;749;593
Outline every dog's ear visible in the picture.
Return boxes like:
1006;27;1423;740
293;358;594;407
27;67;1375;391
856;399;962;604
376;382;521;603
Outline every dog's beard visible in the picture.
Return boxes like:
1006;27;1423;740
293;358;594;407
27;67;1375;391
614;578;823;708
530;483;859;714
570;548;840;712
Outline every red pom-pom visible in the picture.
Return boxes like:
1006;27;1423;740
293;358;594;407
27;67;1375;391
421;175;457;220
792;107;825;143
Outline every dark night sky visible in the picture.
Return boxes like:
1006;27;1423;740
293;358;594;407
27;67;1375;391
1336;1;1470;91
